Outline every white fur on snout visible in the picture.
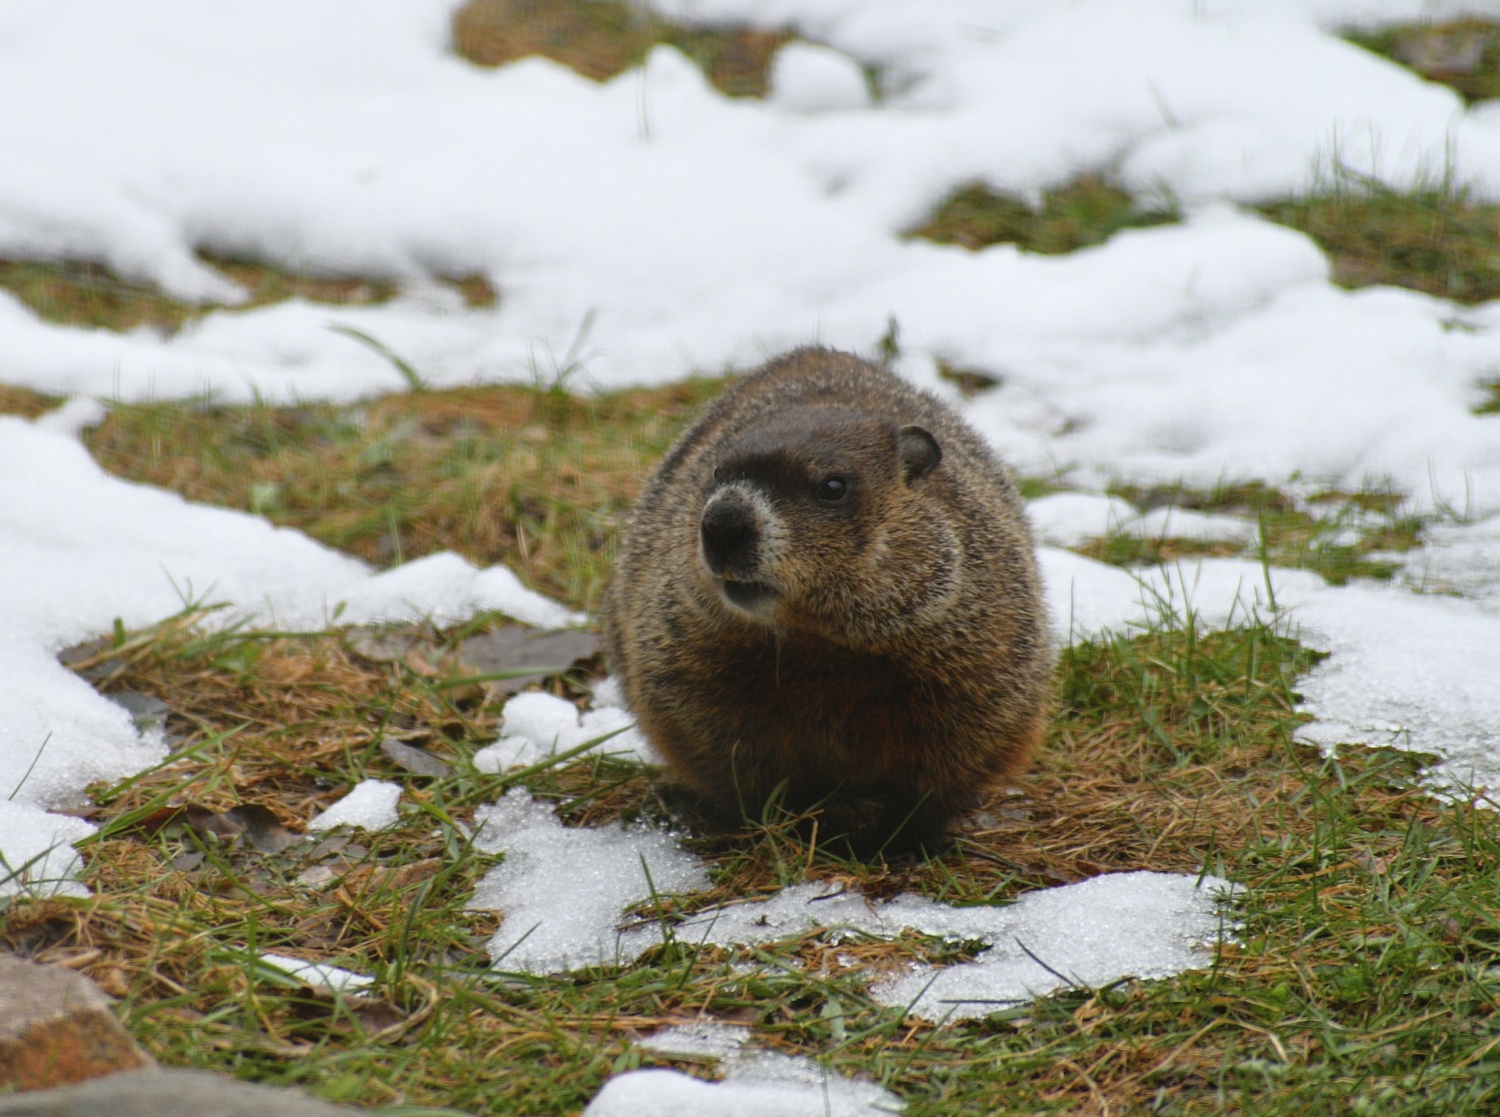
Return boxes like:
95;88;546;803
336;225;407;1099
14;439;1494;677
699;481;788;592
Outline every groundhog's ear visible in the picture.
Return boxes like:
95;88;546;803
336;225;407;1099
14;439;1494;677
897;425;941;484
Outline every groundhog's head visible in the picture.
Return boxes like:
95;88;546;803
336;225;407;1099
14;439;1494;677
696;407;958;643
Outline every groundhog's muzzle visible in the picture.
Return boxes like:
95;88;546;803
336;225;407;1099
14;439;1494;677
699;490;777;611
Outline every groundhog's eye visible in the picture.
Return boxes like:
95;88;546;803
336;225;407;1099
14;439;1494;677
816;477;849;504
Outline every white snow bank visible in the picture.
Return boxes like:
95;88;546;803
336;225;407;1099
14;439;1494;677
1028;492;1257;549
870;872;1231;1021
768;43;872;113
1027;493;1141;548
307;779;402;832
622;1024;901;1116
646;872;1231;1023
1402;512;1500;607
5;3;1500;511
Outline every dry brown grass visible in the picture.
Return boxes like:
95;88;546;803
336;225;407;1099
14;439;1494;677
452;0;793;98
0;249;496;335
0;384;59;419
909;177;1178;255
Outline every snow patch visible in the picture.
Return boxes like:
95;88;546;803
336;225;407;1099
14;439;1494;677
472;690;658;773
258;953;376;992
469;789;709;973
0;799;94;899
769;42;872;113
308;779;402;832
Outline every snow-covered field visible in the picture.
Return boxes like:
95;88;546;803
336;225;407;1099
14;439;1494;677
5;1;1500;1111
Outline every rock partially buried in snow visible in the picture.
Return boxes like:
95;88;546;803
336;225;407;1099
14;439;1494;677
308;778;401;832
768;42;872;112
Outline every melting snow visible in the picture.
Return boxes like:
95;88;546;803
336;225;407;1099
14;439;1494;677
584;1059;902;1117
472;691;659;773
614;1024;902;1116
466;787;1230;1024
258;953;376;993
469;788;709;973
0;3;1497;509
0;799;94;899
307;779;403;832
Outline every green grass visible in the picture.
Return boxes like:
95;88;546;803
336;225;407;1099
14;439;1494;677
0;249;496;335
2;5;1496;1105
908;177;1178;254
7;591;1499;1115
84;379;727;614
1090;481;1427;587
5;138;1496;1111
1346;19;1500;105
0;255;421;335
7;369;1497;1113
1259;181;1500;304
1476;380;1500;416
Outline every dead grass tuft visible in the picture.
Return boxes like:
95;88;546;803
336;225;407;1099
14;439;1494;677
0;253;404;336
452;0;793;98
1347;19;1500;104
1259;180;1500;304
0;384;60;419
1074;534;1244;567
909;176;1178;255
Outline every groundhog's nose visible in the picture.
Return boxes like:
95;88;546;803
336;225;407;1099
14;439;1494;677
700;499;759;578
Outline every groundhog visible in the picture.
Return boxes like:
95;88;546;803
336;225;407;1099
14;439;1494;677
601;347;1050;855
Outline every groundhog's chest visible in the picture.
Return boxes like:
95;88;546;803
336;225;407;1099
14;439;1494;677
694;633;944;780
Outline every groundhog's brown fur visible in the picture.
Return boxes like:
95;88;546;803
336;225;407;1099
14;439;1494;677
601;347;1050;854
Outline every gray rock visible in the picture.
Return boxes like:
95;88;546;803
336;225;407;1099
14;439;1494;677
0;955;153;1090
0;1069;383;1117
